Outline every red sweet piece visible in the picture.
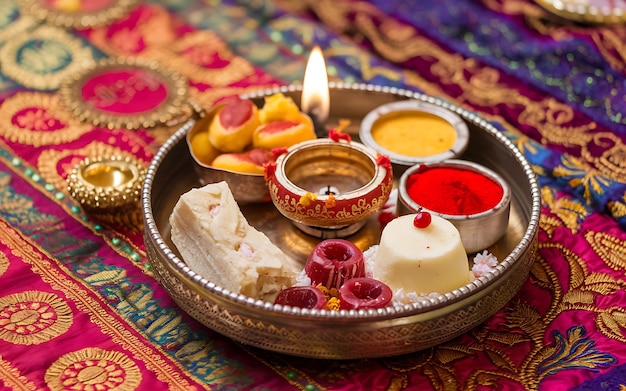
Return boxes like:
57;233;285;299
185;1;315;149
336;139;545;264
305;239;365;289
274;286;328;309
413;210;432;228
339;278;393;310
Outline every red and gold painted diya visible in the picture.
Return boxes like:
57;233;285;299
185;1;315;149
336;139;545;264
59;57;189;130
265;138;393;238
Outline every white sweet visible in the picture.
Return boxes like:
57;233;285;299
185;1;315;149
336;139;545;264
373;214;470;295
170;181;299;301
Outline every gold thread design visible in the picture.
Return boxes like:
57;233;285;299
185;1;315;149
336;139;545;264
0;220;200;390
17;0;139;29
0;290;73;345
0;24;95;90
59;56;189;130
585;231;626;271
0;252;8;277
303;1;626;185
0;92;92;147
45;348;142;391
540;186;589;233
0;2;38;42
0;354;38;391
142;30;255;87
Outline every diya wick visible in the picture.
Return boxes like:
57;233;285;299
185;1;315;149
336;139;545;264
301;46;330;138
265;138;393;239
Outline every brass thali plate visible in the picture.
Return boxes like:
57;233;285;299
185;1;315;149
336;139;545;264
142;83;541;359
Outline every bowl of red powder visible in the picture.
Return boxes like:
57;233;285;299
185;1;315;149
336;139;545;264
398;159;511;253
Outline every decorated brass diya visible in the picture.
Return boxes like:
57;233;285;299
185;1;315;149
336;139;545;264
265;138;393;238
67;155;145;211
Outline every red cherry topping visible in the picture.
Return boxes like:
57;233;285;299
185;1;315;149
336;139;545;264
413;210;432;228
339;278;393;310
274;286;328;309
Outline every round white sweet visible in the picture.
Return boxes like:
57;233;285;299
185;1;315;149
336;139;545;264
373;214;469;295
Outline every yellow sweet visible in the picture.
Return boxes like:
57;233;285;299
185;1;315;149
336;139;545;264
190;131;220;165
259;93;308;125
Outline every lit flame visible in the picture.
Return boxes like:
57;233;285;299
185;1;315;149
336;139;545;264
301;46;330;127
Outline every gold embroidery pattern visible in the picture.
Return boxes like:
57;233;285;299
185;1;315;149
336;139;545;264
300;1;626;185
0;2;38;43
0;252;8;277
0;92;92;147
0;220;201;390
484;0;626;72
0;354;37;391
540;186;589;234
45;348;142;391
585;231;626;272
0;24;95;90
143;30;255;87
58;57;189;130
0;290;73;345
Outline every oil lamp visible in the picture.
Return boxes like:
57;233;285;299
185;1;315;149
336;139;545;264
266;138;393;238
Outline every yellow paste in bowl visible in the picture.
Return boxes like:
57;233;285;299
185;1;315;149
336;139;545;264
371;111;457;157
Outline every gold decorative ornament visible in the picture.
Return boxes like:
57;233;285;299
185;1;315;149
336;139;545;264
0;24;95;91
17;0;139;29
67;155;145;211
59;57;189;130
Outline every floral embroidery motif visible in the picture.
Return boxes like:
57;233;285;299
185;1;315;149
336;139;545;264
0;290;73;345
45;348;142;390
0;92;91;147
0;24;95;90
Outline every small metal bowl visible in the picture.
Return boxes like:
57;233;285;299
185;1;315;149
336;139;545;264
398;160;511;253
186;107;270;204
266;138;393;238
359;100;469;167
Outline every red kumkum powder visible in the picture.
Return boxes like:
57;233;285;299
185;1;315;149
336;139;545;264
406;165;504;215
